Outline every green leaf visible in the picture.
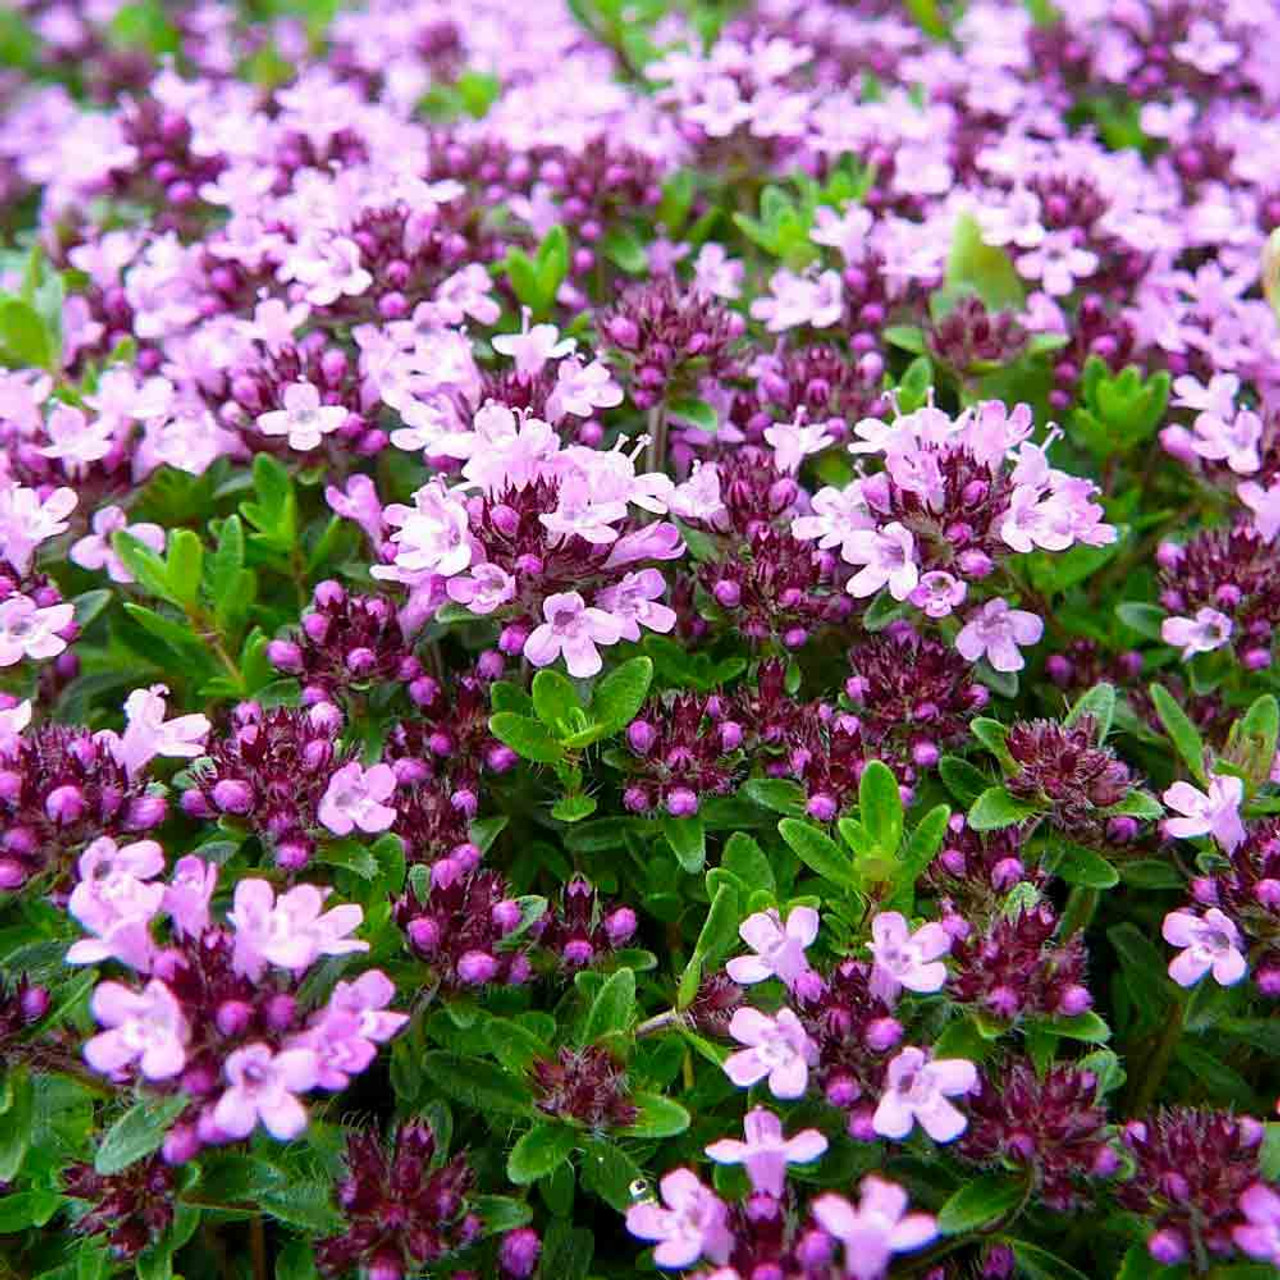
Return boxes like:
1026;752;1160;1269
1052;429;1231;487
679;883;740;1009
778;818;856;890
886;802;952;912
420;1053;534;1115
971;717;1015;770
95;1094;189;1175
939;756;989;806
1039;1011;1111;1043
0;1189;62;1232
473;1195;534;1236
1228;693;1280;787
1148;683;1207;784
507;1123;578;1185
662;814;706;874
1008;1240;1091;1280
623;1092;691;1138
1116;601;1166;641
488;713;565;764
580;1138;645;1212
941;213;1025;314
1106;789;1164;820
274;1238;319;1280
1044;842;1119;889
1221;1017;1280;1054
532;669;583;733
588;656;654;737
668;398;718;432
968;786;1040;831
721;832;775;894
165;528;204;609
858;760;903;856
582;967;636;1042
112;530;176;603
535;226;570;311
883;325;927;354
0;297;52;369
1064;682;1116;739
742;778;806;815
0;1067;32;1180
371;832;406;894
551;793;597;823
937;1175;1024;1234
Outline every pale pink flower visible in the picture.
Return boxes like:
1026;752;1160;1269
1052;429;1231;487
66;837;167;972
705;1107;828;1196
0;483;76;575
811;203;874;261
604;522;685;569
1171;372;1239;419
523;591;623;678
764;418;834;474
625;1169;732;1269
109;683;211;778
693;243;743;299
70;506;166;584
1161;607;1234;659
325;474;386;548
40;404;114;471
299;971;407;1090
687;76;753;137
909;571;967;618
431;263;501;326
228;880;368;981
446;563;517;616
256;382;347;452
868;912;951;1005
213;1043;319;1141
843;523;919;601
0;596;74;667
1234;1183;1280;1266
84;979;189;1081
955;599;1043;673
539;475;629;545
726;907;820;990
750;269;843;332
1163;907;1248;988
0;699;31;754
318;762;398;836
669;463;726;526
724;1007;818;1099
791;484;875;551
292;236;371;306
812;1177;938;1280
492;310;576;378
593;570;676;642
383;479;473;578
1189;408;1263;474
1173;19;1239;75
1018;229;1098;296
545;357;623;422
873;1047;977;1143
164;855;217;940
459;405;559;492
1163;775;1246;851
1238;479;1280;543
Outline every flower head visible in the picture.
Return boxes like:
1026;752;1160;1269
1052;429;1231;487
955;599;1043;673
867;912;951;1005
213;1043;320;1141
1162;907;1248;987
811;1177;937;1280
724;1006;818;1099
318;761;398;836
705;1107;828;1196
84;979;189;1081
625;1168;732;1270
873;1046;977;1143
725;906;820;991
256;382;347;451
523;591;623;678
1163;775;1246;851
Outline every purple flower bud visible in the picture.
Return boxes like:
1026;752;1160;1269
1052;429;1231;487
912;741;940;768
499;1229;541;1279
457;951;499;984
985;986;1021;1019
806;793;838;821
276;839;311;871
1243;647;1272;671
492;899;523;932
846;1107;879;1142
267;639;304;673
162;1124;202;1165
825;1074;860;1108
989;856;1025;890
665;787;698;817
454;843;483;871
0;770;20;803
713;579;741;608
301;613;331;644
623;786;651;813
796;1230;835;1270
216;1000;254;1036
499;625;528;655
627;720;657;754
393;758;430;786
487;745;518;772
451;788;479;817
0;860;26;890
308;701;344;733
1106;816;1139;843
45;784;84;826
181;1061;218;1095
408;918;441;955
368;1254;403;1280
264;994;297;1031
508;955;532;984
1148;1229;1187;1265
1091;1145;1120;1177
345;646;377;676
1255;878;1280;907
19;986;49;1022
1256;966;1280;996
126;794;168;829
981;1245;1015;1279
957;549;995;578
605;907;637;946
1057;984;1093;1016
409;677;440;708
863;1017;903;1052
212;779;254;815
563;939;594;967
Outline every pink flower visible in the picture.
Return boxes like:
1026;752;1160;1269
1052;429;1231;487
872;1047;977;1143
523;591;623;678
1239;479;1280;543
693;243;743;299
492;310;576;378
1161;607;1233;659
687;76;753;138
725;907;820;990
811;1177;938;1280
545;357;624;422
66;838;167;972
625;1168;732;1269
446;563;517;615
431;263;501;326
109;683;211;778
0;698;31;754
868;912;952;1005
84;979;189;1081
764;419;834;474
594;570;677;642
0;595;75;667
909;571;967;618
228;880;368;980
291;236;371;306
318;762;398;836
705;1107;828;1196
383;480;474;577
256;382;348;452
724;1007;818;1099
1162;908;1248;988
0;483;76;575
40;403;115;471
843;523;919;601
1234;1183;1280;1266
164;855;217;940
1162;776;1245;851
539;474;629;545
213;1043;320;1141
298;971;407;1090
955;599;1043;673
325;474;386;547
1017;230;1098;296
70;506;166;584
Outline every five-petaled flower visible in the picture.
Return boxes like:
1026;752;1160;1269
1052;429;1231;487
812;1177;938;1280
625;1169;732;1270
1162;907;1248;988
1162;775;1246;851
723;1006;818;1099
873;1046;978;1143
704;1107;828;1196
868;911;952;1005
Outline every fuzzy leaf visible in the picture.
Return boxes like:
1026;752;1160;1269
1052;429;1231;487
507;1123;578;1185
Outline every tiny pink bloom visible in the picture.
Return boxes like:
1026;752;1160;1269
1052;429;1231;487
446;563;517;615
724;1007;818;1100
318;761;398;836
110;683;211;778
384;479;473;577
0;595;75;666
1161;607;1233;659
84;978;189;1081
213;1043;319;1141
868;912;952;1005
625;1168;732;1269
1162;775;1246;851
321;970;407;1044
0;698;31;753
523;591;623;678
725;907;820;990
764;419;834;475
843;522;919;601
811;1177;938;1280
70;506;166;584
873;1047;977;1143
545;356;624;422
1162;907;1248;988
229;880;369;980
294;971;406;1091
66;837;167;972
256;382;347;451
955;599;1043;673
1234;1183;1280;1265
325;474;386;547
705;1107;828;1196
164;855;218;940
594;570;677;643
909;571;967;619
1239;479;1280;544
492;309;576;378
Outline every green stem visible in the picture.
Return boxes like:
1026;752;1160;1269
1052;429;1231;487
1060;886;1099;939
1129;1000;1184;1116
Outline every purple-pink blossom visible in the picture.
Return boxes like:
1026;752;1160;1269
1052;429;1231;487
212;1042;320;1141
872;1046;978;1143
725;906;820;991
724;1006;818;1100
1162;776;1246;851
84;978;189;1081
811;1177;938;1280
704;1107;828;1196
318;761;398;836
1161;607;1234;659
0;596;75;667
523;591;623;679
868;912;952;1005
1162;908;1248;988
624;1168;732;1270
1234;1183;1280;1266
228;879;368;980
955;599;1044;673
